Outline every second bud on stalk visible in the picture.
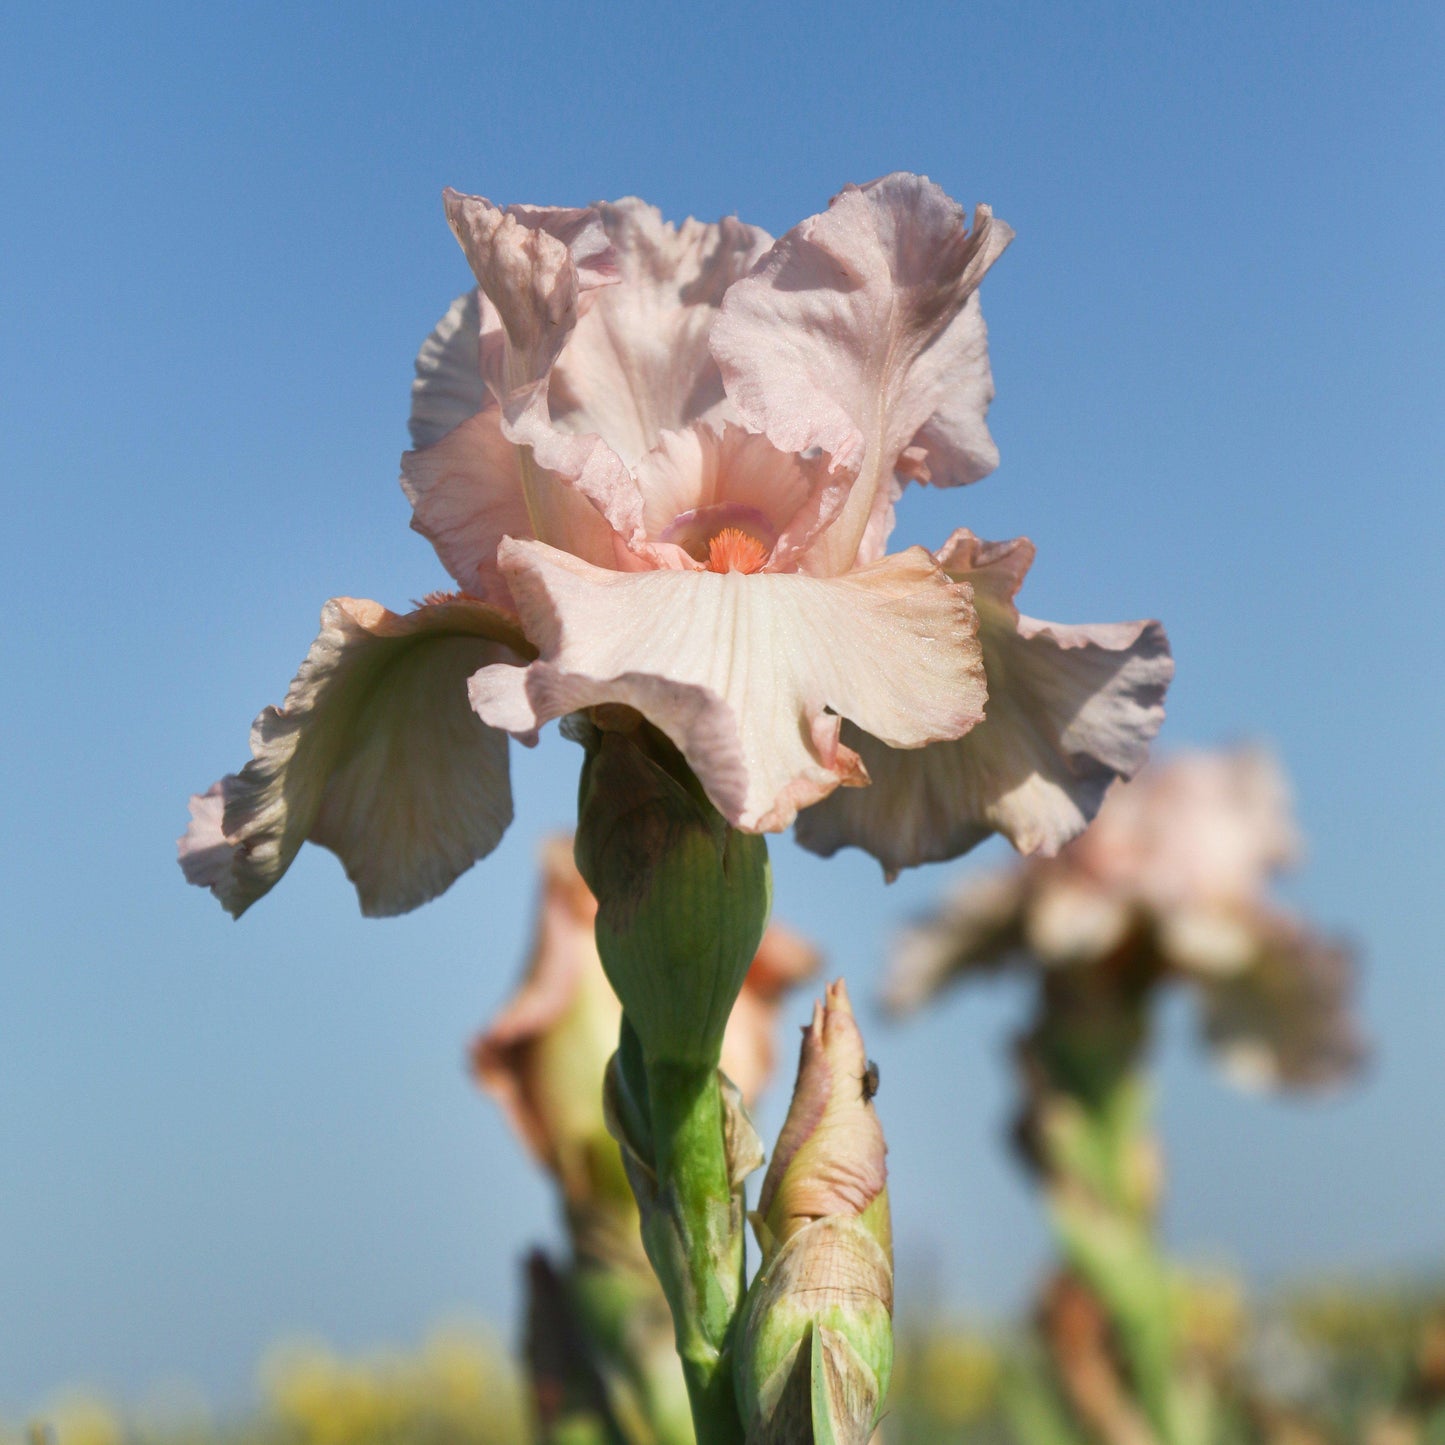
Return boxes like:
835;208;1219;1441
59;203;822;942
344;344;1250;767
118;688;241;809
735;982;895;1444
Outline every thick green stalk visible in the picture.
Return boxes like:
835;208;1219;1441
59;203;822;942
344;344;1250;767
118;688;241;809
620;1052;747;1445
1025;966;1212;1445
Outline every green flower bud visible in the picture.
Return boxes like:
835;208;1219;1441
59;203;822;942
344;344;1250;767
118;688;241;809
572;710;770;1069
735;982;894;1443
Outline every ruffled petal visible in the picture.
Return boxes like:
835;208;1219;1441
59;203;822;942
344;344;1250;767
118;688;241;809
442;192;616;399
634;422;848;570
178;597;531;918
442;190;646;549
400;406;630;602
408;288;486;447
712;172;1012;575
1196;915;1367;1092
469;540;986;832
795;531;1172;876
550;200;773;466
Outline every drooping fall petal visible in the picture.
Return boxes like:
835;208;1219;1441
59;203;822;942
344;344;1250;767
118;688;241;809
712;173;1013;576
1196;917;1366;1093
178;597;531;918
795;530;1172;876
469;540;987;832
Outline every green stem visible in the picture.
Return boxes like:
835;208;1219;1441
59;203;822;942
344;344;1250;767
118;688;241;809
643;1060;747;1445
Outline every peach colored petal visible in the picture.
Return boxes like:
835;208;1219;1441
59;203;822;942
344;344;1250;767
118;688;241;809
443;192;616;400
1070;747;1299;908
712;173;1012;576
633;422;849;571
178;597;530;918
441;190;646;551
400;407;633;604
468;540;986;833
409;288;486;448
795;531;1172;876
550;199;772;466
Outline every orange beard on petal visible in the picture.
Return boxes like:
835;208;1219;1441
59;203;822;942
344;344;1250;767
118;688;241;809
707;527;770;574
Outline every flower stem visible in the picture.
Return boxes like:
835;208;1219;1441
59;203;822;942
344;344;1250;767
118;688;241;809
646;1062;747;1431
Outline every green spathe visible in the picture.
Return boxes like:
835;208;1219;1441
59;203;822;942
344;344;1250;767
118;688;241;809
734;1216;894;1444
573;714;771;1069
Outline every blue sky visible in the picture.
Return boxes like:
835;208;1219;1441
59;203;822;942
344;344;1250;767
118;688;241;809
2;0;1441;1413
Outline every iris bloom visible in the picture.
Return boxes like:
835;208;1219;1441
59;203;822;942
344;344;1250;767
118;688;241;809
887;748;1365;1090
181;174;1171;916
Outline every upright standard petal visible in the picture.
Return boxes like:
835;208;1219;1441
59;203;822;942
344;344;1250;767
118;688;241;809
550;200;773;466
442;190;646;548
443;191;616;399
401;406;629;604
1070;746;1300;908
712;173;1013;575
178;597;532;918
796;531;1172;877
469;540;986;833
409;287;486;448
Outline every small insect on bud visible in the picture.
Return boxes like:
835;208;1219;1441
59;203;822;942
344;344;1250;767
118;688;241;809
735;982;894;1443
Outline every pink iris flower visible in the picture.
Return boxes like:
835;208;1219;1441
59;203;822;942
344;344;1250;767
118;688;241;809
181;174;1172;917
887;748;1366;1092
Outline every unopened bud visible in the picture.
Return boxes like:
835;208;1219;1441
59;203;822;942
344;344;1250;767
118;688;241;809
572;712;770;1069
735;982;894;1443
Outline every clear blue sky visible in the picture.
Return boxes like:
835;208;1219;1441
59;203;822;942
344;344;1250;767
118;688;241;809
3;0;1441;1414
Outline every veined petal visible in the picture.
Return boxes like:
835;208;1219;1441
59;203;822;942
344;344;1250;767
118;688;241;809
441;190;647;550
409;288;486;448
400;406;630;602
712;172;1012;575
551;200;773;466
635;422;848;570
795;531;1172;876
443;191;616;399
178;597;532;918
469;541;986;832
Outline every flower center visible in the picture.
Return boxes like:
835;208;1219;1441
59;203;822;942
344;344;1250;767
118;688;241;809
707;527;770;575
660;503;776;574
